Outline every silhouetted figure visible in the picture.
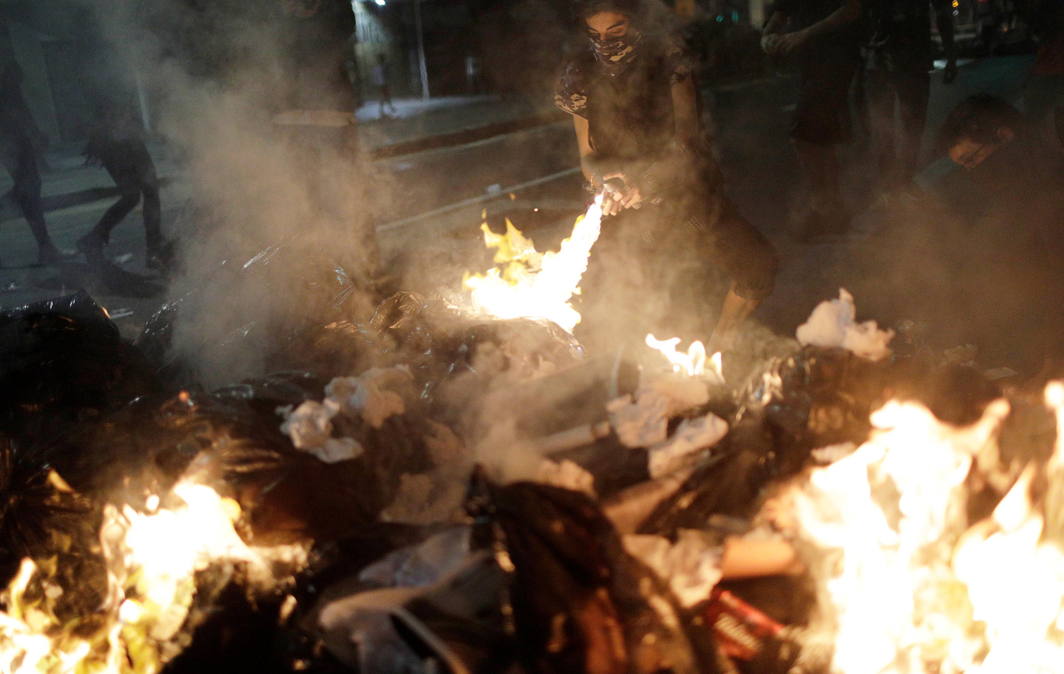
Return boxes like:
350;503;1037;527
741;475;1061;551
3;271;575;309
1024;0;1064;149
0;60;63;266
762;0;862;240
372;53;398;119
556;0;778;351
77;100;169;269
863;0;956;193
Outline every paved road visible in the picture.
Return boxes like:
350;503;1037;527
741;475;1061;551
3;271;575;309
0;55;1039;363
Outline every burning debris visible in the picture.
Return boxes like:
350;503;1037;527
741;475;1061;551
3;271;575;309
0;201;1061;673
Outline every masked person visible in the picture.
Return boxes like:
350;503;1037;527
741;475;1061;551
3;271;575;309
555;0;778;354
762;0;862;239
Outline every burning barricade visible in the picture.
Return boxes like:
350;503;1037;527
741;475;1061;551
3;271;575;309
0;200;1061;673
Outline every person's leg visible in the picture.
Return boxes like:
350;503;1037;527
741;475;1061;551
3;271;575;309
865;69;899;186
792;138;844;232
3;138;59;261
131;143;163;254
699;199;779;351
80;156;141;254
894;71;931;186
791;58;857;236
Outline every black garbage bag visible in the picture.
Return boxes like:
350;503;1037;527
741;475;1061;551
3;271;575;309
0;292;159;445
43;371;390;546
471;477;722;674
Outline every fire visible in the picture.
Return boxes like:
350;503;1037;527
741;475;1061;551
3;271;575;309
644;334;724;381
0;478;305;673
463;197;603;333
792;383;1064;673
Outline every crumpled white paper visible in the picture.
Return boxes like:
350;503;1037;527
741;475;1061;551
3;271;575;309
536;459;596;497
325;366;414;429
607;372;712;450
277;401;365;463
279;400;335;449
647;412;729;478
622;529;724;607
796;288;894;361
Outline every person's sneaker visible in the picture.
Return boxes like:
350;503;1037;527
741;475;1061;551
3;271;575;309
145;239;175;271
76;232;107;262
36;243;69;266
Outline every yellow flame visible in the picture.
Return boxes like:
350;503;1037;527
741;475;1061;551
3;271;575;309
793;388;1064;673
0;479;306;673
644;334;723;381
463;197;603;333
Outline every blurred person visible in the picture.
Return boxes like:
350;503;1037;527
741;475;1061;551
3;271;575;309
863;0;957;195
937;94;1064;374
762;0;863;240
0;60;64;266
372;53;398;119
77;98;171;269
555;0;778;352
1023;0;1064;150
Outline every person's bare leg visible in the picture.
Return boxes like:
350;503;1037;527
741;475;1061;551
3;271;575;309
707;284;759;353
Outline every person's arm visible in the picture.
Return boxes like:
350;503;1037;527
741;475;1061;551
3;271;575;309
761;9;789;54
767;0;862;56
572;114;597;186
569;114;634;215
932;0;958;83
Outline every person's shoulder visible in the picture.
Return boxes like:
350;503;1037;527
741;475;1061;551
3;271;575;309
554;49;595;116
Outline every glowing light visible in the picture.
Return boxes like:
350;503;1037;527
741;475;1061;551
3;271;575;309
463;197;603;332
792;386;1064;673
0;479;306;673
645;334;723;381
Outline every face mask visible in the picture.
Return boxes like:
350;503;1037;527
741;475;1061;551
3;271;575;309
590;30;642;75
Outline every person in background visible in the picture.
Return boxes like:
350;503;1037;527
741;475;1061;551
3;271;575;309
863;0;957;197
0;60;64;266
937;94;1064;376
1023;0;1064;150
555;0;778;353
372;53;398;119
761;0;862;240
76;97;171;269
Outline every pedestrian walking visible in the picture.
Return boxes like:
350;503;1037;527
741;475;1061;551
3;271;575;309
762;0;862;240
862;0;957;196
0;60;64;266
76;98;170;269
555;0;778;352
372;53;398;119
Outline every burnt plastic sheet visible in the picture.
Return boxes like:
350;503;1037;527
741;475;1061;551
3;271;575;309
0;292;159;444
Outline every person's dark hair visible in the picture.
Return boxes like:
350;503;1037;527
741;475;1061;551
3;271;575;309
571;0;644;23
939;94;1024;152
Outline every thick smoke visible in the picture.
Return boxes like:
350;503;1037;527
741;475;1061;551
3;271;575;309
86;0;384;387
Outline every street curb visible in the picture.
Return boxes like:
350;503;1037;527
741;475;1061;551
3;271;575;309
368;110;567;160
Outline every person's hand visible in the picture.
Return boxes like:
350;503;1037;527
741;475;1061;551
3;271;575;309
772;29;811;57
600;173;643;216
760;33;782;56
944;60;958;84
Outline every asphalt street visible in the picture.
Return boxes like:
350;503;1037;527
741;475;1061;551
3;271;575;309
0;55;1041;370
